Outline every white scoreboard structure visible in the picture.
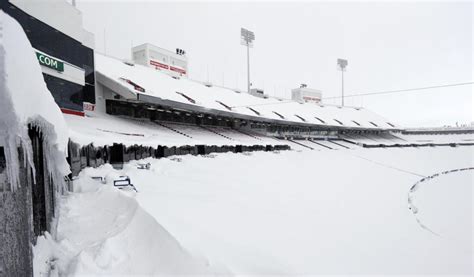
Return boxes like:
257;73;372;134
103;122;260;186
291;85;322;104
132;43;188;77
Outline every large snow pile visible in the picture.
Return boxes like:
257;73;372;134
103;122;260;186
33;165;222;275
0;11;69;188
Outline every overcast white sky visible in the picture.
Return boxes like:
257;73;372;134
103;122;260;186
77;1;473;127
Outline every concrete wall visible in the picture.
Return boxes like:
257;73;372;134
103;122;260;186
0;147;34;277
0;128;59;276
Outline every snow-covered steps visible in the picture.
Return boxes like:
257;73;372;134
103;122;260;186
287;139;314;150
65;112;285;147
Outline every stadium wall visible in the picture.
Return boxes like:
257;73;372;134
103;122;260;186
0;128;57;275
0;1;95;114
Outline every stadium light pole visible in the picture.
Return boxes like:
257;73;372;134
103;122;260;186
337;58;348;106
241;28;255;93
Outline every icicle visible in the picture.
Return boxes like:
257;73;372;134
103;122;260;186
28;118;71;193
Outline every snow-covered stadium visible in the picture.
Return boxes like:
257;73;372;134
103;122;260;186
0;1;472;276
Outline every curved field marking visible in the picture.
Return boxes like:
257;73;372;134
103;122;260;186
407;167;474;236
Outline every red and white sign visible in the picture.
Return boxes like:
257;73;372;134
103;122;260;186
83;102;95;111
170;66;186;75
148;59;187;76
150;60;169;70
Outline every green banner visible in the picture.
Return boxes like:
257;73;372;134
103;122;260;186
36;52;64;72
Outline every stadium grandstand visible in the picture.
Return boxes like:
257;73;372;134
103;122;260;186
93;52;398;132
2;0;471;178
61;50;474;176
69;52;399;147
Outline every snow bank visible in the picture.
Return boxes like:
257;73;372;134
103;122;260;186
0;11;70;189
33;164;221;276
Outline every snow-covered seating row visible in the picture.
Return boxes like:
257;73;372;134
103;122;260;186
341;134;386;146
340;132;474;147
204;126;278;145
65;113;195;147
276;138;359;151
156;121;233;145
329;139;356;149
309;139;355;150
397;133;474;145
65;112;289;148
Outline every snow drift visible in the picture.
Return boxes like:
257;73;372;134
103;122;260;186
34;164;220;276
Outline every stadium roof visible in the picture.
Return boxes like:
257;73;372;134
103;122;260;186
95;53;398;131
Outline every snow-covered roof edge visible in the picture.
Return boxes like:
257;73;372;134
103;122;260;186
95;53;400;131
0;11;70;189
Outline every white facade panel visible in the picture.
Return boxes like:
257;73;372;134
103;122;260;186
11;0;94;48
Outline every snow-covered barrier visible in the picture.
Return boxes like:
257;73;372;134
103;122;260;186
67;140;290;177
0;10;70;275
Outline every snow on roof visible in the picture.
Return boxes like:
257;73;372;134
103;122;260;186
95;53;398;130
0;11;70;188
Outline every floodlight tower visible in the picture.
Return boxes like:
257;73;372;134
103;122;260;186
241;28;255;94
337;58;348;106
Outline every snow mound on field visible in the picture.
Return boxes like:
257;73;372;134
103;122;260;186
34;164;218;276
0;11;69;189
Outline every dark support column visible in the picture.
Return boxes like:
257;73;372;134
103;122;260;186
29;127;47;237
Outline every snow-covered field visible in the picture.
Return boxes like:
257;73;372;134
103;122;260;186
37;146;473;276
